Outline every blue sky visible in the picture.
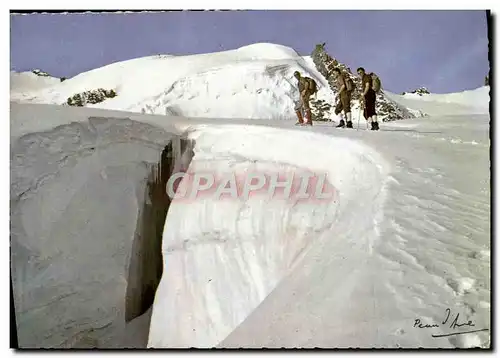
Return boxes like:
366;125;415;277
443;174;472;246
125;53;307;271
10;10;489;93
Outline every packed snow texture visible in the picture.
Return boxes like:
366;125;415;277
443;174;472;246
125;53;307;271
10;43;490;348
389;86;490;116
10;103;195;348
11;71;61;102
219;114;490;349
10;44;351;122
10;43;429;124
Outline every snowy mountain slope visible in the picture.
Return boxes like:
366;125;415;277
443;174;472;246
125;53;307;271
10;44;490;349
10;71;61;101
10;44;332;121
10;43;396;124
386;86;490;116
10;43;427;124
401;86;490;109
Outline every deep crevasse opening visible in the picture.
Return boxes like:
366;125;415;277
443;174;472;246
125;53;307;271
10;113;194;348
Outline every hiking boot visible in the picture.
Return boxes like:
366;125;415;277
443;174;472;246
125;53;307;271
336;120;346;128
346;121;353;128
295;110;304;126
373;121;380;130
304;110;312;126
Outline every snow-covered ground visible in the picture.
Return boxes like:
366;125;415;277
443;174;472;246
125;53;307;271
10;44;343;121
10;43;490;349
218;113;490;349
10;71;61;102
387;87;490;116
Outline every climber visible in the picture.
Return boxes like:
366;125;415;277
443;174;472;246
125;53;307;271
357;67;379;131
332;68;353;128
293;71;314;126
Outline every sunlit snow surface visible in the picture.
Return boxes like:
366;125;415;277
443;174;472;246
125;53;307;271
10;43;490;348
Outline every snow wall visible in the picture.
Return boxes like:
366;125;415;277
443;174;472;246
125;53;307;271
10;105;195;348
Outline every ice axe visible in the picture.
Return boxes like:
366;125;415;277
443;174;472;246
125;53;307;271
361;99;370;130
357;99;363;130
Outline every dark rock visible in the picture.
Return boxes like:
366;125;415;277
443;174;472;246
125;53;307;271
32;69;51;77
402;87;430;96
66;88;118;107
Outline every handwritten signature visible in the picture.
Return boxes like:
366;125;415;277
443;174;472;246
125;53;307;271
414;308;489;338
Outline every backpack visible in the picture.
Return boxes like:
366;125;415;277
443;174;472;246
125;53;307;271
370;73;382;92
304;77;318;94
345;76;355;93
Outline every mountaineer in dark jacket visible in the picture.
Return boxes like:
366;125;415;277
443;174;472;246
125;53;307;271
357;67;379;131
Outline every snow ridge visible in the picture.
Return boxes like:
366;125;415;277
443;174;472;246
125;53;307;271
8;43;398;123
148;125;390;348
